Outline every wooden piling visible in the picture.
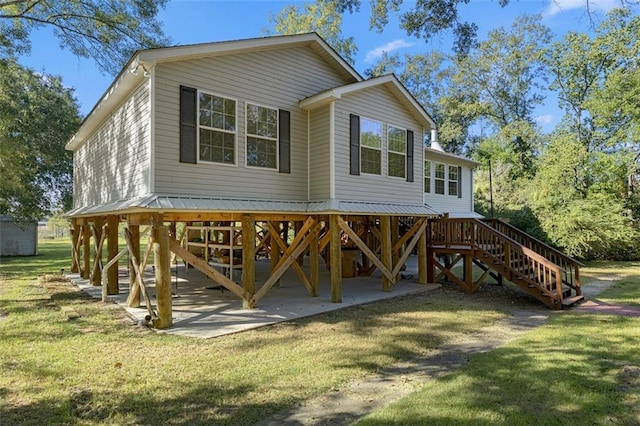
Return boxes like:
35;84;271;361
152;224;172;329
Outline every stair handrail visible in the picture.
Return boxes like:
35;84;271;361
472;219;567;302
482;218;585;269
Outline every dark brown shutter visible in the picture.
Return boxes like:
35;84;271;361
179;85;197;164
458;166;462;198
406;130;414;182
350;114;360;175
279;109;291;173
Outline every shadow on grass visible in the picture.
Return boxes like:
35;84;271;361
358;313;640;425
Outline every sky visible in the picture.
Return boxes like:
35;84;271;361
16;0;632;132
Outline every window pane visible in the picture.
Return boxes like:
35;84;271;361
435;180;445;194
361;147;381;175
424;161;431;193
449;181;458;196
388;126;406;153
448;165;458;196
388;152;405;178
435;163;445;194
360;119;382;148
246;104;278;169
247;136;277;169
199;128;234;164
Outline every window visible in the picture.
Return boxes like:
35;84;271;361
198;92;236;164
424;161;431;193
387;126;406;178
448;165;458;196
246;103;278;169
360;118;382;175
435;163;445;194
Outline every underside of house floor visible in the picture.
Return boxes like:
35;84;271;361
68;255;439;339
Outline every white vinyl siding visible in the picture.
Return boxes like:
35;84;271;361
424;151;475;215
154;46;348;201
333;86;424;204
73;82;151;208
308;105;331;200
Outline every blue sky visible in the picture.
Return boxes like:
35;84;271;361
17;0;628;131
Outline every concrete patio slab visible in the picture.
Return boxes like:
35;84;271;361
68;255;439;339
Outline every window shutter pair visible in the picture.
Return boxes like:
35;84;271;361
349;114;414;182
179;85;291;173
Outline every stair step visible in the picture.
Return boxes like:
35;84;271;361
562;295;585;307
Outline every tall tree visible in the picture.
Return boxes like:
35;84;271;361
267;0;357;64
0;60;80;221
0;0;170;75
334;0;637;55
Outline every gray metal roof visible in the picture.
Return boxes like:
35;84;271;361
66;194;441;217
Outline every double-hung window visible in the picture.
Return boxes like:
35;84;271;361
424;161;431;193
198;92;236;164
448;165;459;196
387;126;406;178
360;118;382;175
434;163;445;194
246;103;278;169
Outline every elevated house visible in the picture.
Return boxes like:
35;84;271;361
66;33;582;329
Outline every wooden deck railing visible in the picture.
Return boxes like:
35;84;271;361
481;219;583;295
428;218;575;305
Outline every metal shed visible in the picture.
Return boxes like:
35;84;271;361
0;216;38;256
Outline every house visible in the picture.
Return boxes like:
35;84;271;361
0;216;37;256
66;33;580;329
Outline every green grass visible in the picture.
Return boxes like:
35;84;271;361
1;239;509;425
2;241;639;425
357;262;640;425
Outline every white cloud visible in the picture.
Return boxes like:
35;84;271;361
545;0;621;17
365;39;415;62
535;114;555;125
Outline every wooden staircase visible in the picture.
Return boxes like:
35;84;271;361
427;217;585;310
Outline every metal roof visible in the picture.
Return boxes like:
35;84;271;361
66;195;441;218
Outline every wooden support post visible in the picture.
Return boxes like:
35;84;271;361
128;224;140;306
71;219;81;273
270;222;281;287
90;219;105;286
107;215;119;295
464;253;473;290
329;215;342;303
391;216;400;280
309;219;319;297
380;216;393;292
242;215;256;309
153;223;172;329
418;225;427;284
82;219;91;279
294;221;304;266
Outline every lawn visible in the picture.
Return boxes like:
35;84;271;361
1;239;639;425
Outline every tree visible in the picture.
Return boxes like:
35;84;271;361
334;0;637;55
0;60;80;221
0;0;170;75
267;0;357;64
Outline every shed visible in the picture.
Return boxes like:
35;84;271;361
0;216;38;256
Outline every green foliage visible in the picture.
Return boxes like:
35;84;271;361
0;0;170;75
267;0;357;64
0;60;80;221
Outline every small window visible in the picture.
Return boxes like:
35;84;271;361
360;118;382;175
199;92;236;164
448;165;458;196
435;163;445;194
387;126;406;178
246;103;278;169
424;161;431;193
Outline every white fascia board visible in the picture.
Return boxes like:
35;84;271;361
425;147;479;166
